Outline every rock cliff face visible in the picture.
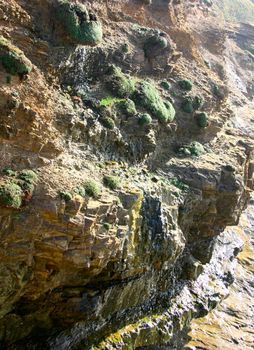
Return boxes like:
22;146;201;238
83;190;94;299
0;1;253;349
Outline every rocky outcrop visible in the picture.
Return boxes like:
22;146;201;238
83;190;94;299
0;0;253;349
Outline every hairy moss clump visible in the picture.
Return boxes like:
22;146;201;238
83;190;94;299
103;175;120;190
100;117;115;130
2;168;16;177
107;66;136;98
116;99;136;117
181;95;203;113
138;113;152;126
84;180;100;198
160;80;171;90
178;142;205;157
195;112;208;128
18;170;38;184
0;182;23;208
59;191;72;202
100;96;124;107
133;81;175;122
0;36;32;76
56;0;102;44
144;33;168;58
178;79;193;91
74;186;86;197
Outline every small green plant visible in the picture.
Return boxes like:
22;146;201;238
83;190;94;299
59;191;72;202
103;175;120;190
56;1;102;44
160;80;171;90
107;65;136;98
73;186;86;197
138;113;152;126
0;36;32;76
133;80;175;122
178;79;193;91
193;95;203;110
116;99;136;117
0;182;23;208
18;170;38;184
100;117;115;130
84;180;100;198
195;112;208;128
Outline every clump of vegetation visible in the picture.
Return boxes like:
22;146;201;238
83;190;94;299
138;113;152;126
212;84;226;100
195;112;208;128
116;99;136;117
2;167;16;177
0;182;23;208
247;44;254;55
181;95;203;113
103;222;111;230
18;170;38;184
103;175;120;190
170;178;189;192
107;65;136;98
84;180;100;198
143;33;168;58
160;80;171;90
56;0;102;44
178;141;205;157
59;191;72;202
0;36;32;76
73;186;86;197
178;79;193;91
133;80;175;122
100;117;115;130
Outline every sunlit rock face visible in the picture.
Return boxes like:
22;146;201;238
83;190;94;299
0;0;254;349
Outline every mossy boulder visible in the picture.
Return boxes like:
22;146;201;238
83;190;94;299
107;66;136;98
56;0;102;45
0;36;32;76
138;113;152;126
178;79;193;91
103;176;120;190
133;81;175;122
0;182;23;208
195;112;208;128
144;33;168;59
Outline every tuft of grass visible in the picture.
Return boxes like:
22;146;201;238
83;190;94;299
18;170;38;184
100;96;124;107
59;191;72;202
83;180;100;198
3;167;16;177
103;175;120;190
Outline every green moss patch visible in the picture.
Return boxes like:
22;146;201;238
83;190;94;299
116;99;136;117
133;80;175;122
138;113;152;126
195;112;208;128
181;95;203;113
178;79;193;91
144;33;168;58
0;36;32;76
100;117;115;130
178;141;205;157
83;180;100;198
56;0;102;45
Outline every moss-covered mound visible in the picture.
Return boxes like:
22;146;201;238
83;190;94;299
181;95;203;113
133;81;175;122
0;182;23;208
195;112;208;128
56;0;102;45
138;113;152;126
107;66;136;98
0;36;32;75
116;99;137;117
178;79;193;91
178;142;205;157
103;176;120;190
144;33;168;58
